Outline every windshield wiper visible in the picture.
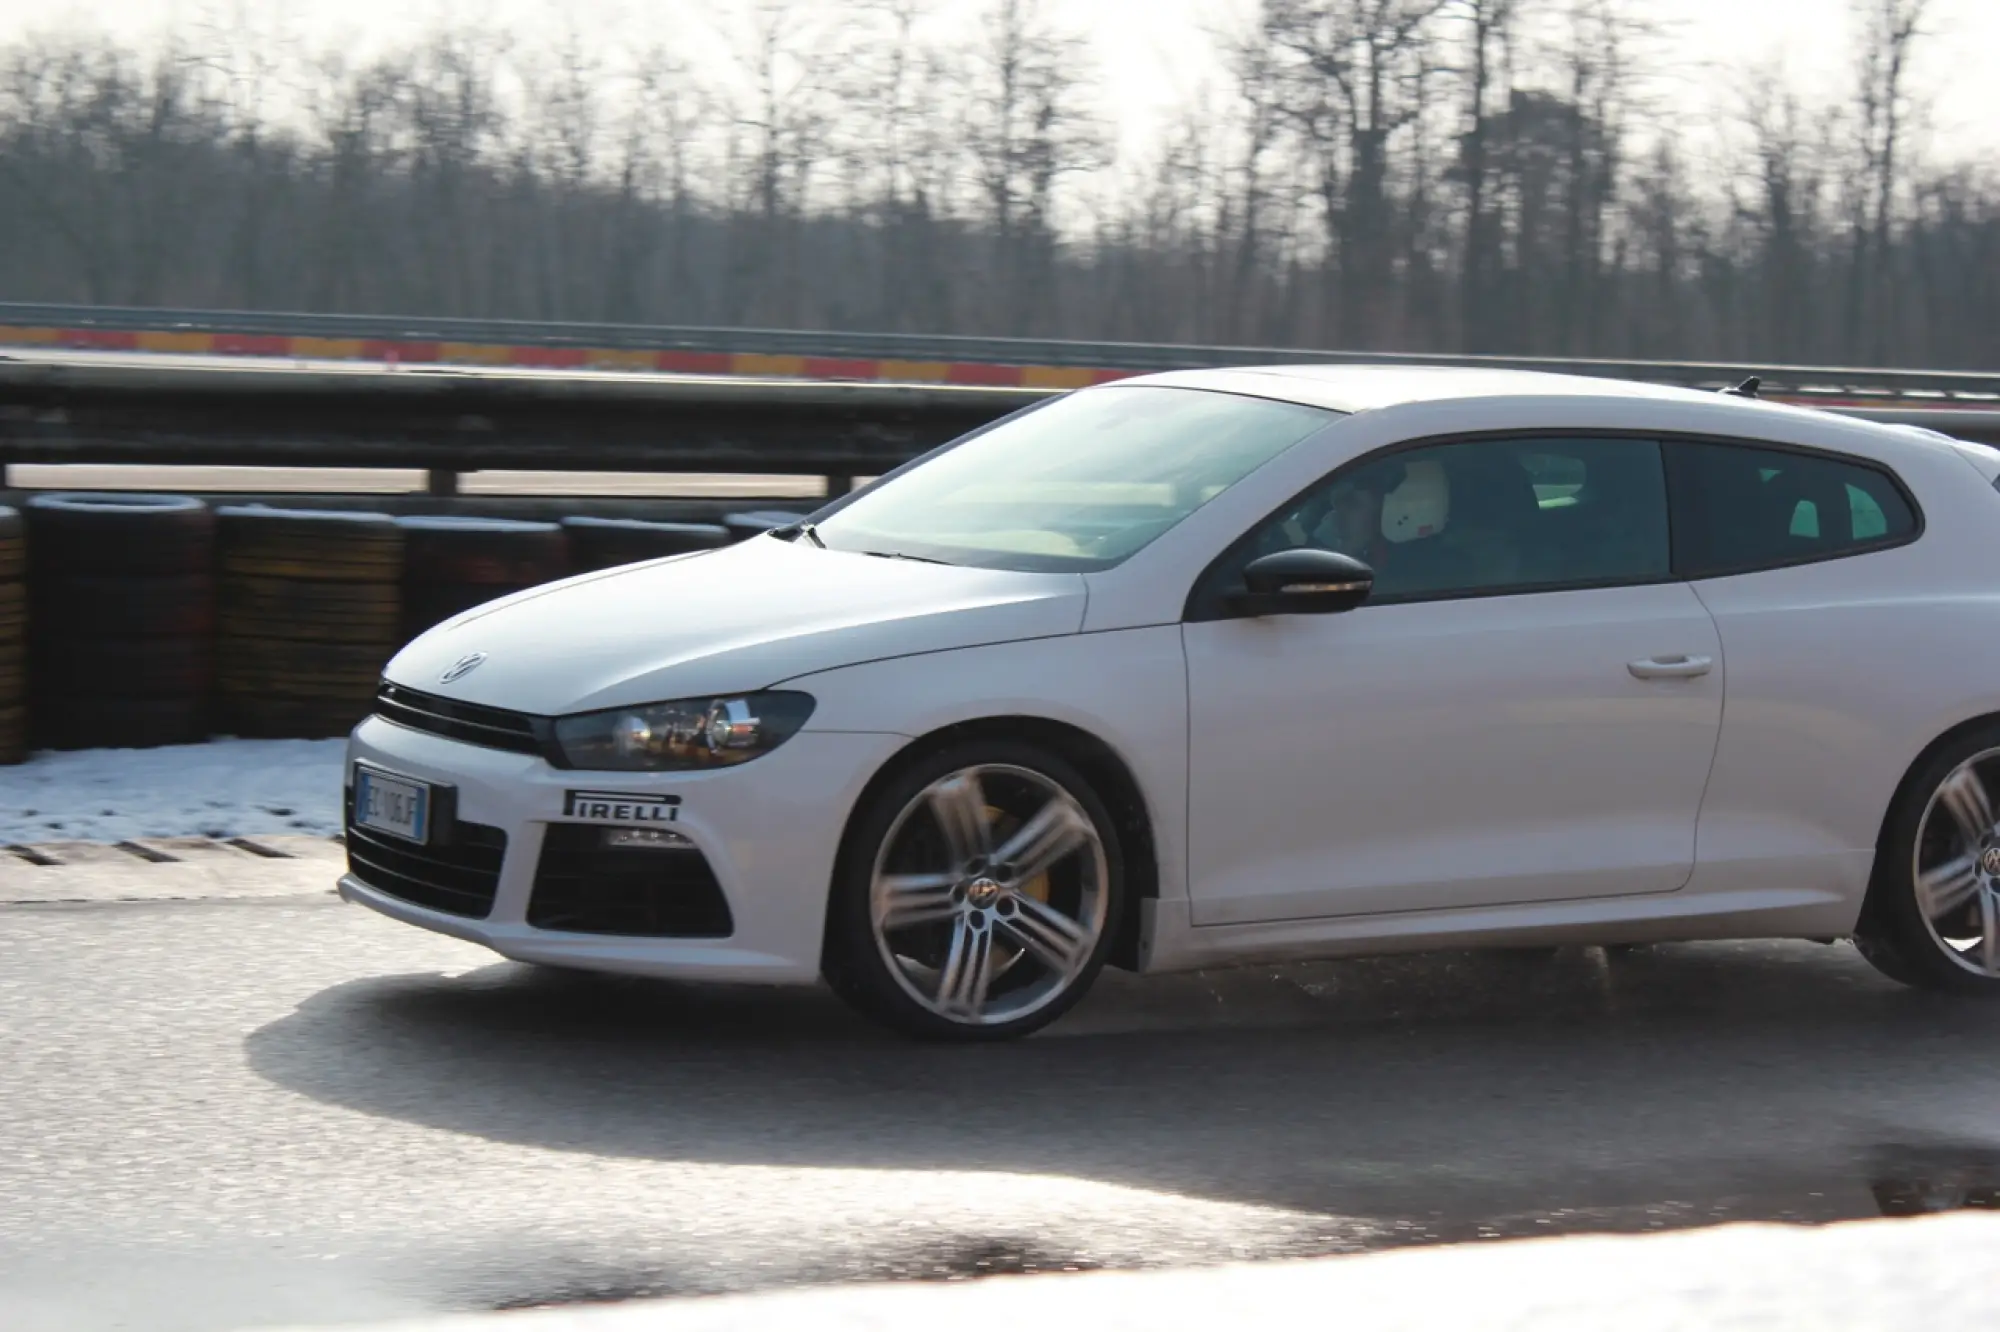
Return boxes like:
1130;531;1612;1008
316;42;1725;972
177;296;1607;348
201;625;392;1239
857;548;953;565
774;521;826;548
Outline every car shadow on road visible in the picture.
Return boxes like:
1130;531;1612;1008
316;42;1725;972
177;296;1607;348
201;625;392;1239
243;940;2000;1249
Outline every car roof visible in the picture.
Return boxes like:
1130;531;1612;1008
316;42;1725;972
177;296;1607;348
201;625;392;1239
1099;362;2000;474
1107;363;1752;415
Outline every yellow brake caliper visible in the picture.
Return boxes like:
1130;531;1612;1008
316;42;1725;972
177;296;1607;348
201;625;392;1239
987;805;1051;903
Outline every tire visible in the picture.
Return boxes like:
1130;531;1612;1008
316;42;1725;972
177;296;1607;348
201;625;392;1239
217;506;405;582
821;739;1125;1042
23;493;214;576
221;635;393;680
0;639;22;697
221;693;373;741
219;575;401;642
1856;723;2000;995
36;635;211;698
31;575;216;639
0;704;23;765
0;580;22;639
34;694;207;751
561;517;731;571
0;504;22;581
220;548;403;582
400;516;569;586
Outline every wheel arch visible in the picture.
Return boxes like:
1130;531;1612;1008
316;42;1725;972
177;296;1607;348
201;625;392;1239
820;714;1162;974
1863;709;2000;921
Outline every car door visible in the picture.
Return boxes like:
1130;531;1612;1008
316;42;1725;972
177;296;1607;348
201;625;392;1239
1181;433;1725;926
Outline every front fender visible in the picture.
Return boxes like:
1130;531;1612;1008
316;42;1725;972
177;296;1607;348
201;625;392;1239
782;627;1191;904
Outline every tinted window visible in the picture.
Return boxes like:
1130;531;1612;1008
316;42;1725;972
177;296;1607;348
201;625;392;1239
813;386;1335;573
1196;435;1670;609
1667;441;1917;578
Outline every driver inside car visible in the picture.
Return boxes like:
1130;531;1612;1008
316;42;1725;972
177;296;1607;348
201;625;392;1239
1255;457;1454;599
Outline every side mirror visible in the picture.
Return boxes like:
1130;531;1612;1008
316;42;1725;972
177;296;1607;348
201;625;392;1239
1228;548;1374;617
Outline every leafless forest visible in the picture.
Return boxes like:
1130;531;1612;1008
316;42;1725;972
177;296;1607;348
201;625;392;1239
0;0;1992;368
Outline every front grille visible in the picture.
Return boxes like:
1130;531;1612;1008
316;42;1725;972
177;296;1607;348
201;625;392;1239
374;681;544;757
528;823;734;938
345;788;508;918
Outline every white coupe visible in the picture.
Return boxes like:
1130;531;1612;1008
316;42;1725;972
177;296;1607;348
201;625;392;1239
341;365;2000;1039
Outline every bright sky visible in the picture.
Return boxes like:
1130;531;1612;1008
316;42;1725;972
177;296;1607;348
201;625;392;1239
1;0;1994;167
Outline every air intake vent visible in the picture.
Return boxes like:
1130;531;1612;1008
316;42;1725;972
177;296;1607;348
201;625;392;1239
374;681;545;757
344;788;508;919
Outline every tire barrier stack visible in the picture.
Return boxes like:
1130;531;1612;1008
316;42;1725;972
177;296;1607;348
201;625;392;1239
22;494;216;751
0;495;795;756
399;517;572;641
0;507;25;764
560;517;730;573
216;507;406;740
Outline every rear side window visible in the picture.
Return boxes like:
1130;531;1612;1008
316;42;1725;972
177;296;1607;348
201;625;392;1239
1666;440;1918;578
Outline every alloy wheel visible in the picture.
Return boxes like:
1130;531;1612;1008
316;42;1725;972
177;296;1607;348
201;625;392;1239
1912;747;2000;978
868;763;1111;1027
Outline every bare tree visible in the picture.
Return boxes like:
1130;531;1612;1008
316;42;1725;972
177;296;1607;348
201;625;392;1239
1454;0;1522;350
715;1;847;325
834;0;966;330
607;42;704;323
961;0;1108;335
0;4;1994;367
398;26;511;313
1263;0;1452;344
1850;0;1932;362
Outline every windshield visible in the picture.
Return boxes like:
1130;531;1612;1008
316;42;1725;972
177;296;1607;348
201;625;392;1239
812;385;1337;572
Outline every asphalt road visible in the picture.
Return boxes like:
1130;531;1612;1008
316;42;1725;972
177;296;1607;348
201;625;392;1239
4;887;2000;1332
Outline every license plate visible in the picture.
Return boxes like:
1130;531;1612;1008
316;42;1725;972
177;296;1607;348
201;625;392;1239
355;767;431;844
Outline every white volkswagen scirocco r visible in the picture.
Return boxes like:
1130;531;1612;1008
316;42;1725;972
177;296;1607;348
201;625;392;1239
341;365;2000;1039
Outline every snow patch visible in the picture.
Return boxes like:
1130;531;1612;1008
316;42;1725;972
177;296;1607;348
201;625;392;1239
0;739;347;843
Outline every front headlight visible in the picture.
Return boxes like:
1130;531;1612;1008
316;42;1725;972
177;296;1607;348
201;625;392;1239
552;691;816;771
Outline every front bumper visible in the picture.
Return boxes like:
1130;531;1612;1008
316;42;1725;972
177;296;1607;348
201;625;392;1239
338;713;907;984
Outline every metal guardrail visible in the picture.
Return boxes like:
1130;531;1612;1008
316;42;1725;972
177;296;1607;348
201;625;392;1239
5;300;2000;405
2;301;1999;500
0;350;1038;496
2;346;1998;504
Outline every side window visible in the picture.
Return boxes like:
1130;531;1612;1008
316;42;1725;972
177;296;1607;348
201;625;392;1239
1193;435;1671;611
1666;441;1917;578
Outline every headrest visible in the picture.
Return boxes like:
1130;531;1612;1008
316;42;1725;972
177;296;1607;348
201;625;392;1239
1382;459;1450;544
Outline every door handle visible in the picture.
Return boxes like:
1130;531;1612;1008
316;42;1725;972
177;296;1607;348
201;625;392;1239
1628;654;1713;680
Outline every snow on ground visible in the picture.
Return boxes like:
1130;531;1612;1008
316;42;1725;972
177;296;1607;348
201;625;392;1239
0;739;347;844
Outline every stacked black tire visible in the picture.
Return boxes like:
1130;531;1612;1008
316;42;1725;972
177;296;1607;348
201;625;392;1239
400;517;571;641
0;507;24;764
216;507;405;739
23;494;216;751
560;517;730;573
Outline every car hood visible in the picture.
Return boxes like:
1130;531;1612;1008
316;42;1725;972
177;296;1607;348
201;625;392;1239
383;536;1089;717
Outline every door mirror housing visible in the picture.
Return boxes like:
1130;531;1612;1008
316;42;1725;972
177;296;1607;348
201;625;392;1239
1229;548;1374;617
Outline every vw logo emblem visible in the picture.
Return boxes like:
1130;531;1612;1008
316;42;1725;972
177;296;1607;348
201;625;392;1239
439;652;487;684
1980;847;2000;878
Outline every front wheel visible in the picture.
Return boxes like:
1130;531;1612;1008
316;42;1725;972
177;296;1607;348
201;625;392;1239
1856;726;2000;994
823;740;1125;1041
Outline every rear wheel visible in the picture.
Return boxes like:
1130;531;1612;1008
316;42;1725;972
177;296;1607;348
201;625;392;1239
1856;727;2000;994
824;741;1123;1041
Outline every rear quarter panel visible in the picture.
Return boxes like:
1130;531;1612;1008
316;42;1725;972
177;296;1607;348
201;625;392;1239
1685;418;2000;917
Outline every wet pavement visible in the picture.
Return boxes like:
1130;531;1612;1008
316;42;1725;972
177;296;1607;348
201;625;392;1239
3;891;1998;1330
